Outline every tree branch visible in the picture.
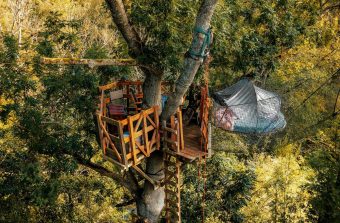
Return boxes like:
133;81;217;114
161;0;218;120
115;198;135;207
105;0;142;57
323;3;340;12
75;157;140;195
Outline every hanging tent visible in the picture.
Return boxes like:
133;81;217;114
212;79;286;134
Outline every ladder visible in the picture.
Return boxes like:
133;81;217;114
164;152;182;223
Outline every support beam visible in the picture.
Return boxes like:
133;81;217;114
41;57;137;67
132;165;160;189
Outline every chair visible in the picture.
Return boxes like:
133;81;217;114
108;90;127;119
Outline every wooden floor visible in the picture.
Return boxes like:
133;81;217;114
178;124;207;161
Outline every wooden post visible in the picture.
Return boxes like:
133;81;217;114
142;111;150;156
41;57;137;66
177;110;184;152
128;116;137;165
154;106;160;149
127;84;130;115
118;121;128;167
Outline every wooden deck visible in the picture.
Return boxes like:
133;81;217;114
178;124;206;161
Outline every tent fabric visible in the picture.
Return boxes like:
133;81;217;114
212;79;286;134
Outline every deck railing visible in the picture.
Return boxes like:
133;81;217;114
97;88;160;168
162;110;185;153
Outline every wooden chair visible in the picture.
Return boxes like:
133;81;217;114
108;90;127;120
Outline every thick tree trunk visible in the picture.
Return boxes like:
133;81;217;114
136;74;164;222
136;151;165;222
142;74;162;109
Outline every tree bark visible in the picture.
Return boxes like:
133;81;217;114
142;74;162;109
136;151;165;222
105;0;142;56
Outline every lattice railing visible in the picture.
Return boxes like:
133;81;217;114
97;103;160;169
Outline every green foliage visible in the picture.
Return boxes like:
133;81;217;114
241;148;316;222
0;15;128;222
210;0;318;86
131;0;201;74
181;153;255;223
306;131;340;223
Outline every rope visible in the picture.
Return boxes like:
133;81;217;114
287;68;339;121
201;153;207;223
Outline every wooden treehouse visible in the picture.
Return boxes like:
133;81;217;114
41;57;212;223
96;80;211;222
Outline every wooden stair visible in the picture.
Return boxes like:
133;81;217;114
164;151;182;223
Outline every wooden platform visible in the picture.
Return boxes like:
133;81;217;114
178;124;206;161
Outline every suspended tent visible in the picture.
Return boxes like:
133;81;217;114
212;79;286;134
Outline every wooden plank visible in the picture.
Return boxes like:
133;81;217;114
133;125;154;138
176;151;197;161
146;114;156;127
132;165;159;189
177;110;184;152
142;112;150;156
96;113;104;147
176;116;180;153
154;106;160;149
163;126;177;134
129;112;142;122
118;121;128;167
135;141;148;157
100;115;120;126
103;154;127;170
98;117;122;162
126;152;145;167
117;81;143;86
41;57;137;66
128;116;138;165
99;82;119;91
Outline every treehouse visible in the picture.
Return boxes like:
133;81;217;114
96;80;211;184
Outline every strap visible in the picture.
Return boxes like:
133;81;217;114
188;27;213;60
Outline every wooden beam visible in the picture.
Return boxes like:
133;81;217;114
41;57;137;67
132;165;159;189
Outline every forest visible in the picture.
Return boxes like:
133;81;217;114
0;0;339;222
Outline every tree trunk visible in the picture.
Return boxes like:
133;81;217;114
142;74;162;109
136;151;165;223
136;73;164;222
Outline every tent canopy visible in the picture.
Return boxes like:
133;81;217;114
212;79;286;134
